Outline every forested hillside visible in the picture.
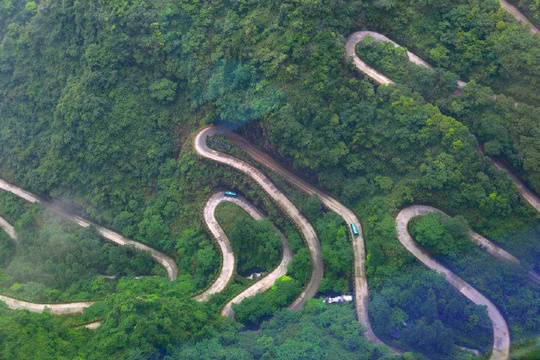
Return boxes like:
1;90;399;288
0;0;539;359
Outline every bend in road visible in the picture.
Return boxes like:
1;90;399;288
196;126;390;349
209;194;293;317
347;33;540;213
0;178;178;281
194;126;324;312
0;215;94;314
195;192;291;303
396;206;510;360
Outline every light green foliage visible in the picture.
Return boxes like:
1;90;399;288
24;1;36;13
410;213;472;257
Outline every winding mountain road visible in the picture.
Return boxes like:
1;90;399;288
195;126;389;348
396;206;510;360
194;127;324;312
346;31;540;214
0;179;178;281
201;193;293;317
194;192;292;306
0;178;179;316
348;17;540;358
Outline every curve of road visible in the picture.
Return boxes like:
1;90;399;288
500;0;539;35
396;206;510;360
195;126;390;348
201;193;293;317
0;216;92;315
194;127;324;312
0;178;179;315
346;33;540;214
194;192;292;307
0;179;178;281
348;24;540;360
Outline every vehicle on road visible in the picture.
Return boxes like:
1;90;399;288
224;191;237;197
350;223;359;237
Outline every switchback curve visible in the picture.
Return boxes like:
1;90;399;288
194;127;324;311
194;192;292;307
0;178;179;317
0;217;92;315
396;206;510;360
196;193;293;317
195;126;390;348
346;32;540;213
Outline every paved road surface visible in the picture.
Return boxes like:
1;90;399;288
396;206;510;360
0;178;178;281
194;127;324;312
0;295;93;315
195;126;390;348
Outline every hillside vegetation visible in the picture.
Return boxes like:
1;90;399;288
0;0;538;359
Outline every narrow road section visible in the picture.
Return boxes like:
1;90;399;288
0;295;93;315
194;127;324;311
396;206;510;360
0;215;17;244
0;178;178;281
346;33;540;212
500;0;539;34
195;126;389;348
195;192;292;304
200;193;294;317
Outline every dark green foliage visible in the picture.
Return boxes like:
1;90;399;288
364;0;540;105
411;214;540;339
316;213;354;293
233;276;301;327
171;301;400;360
0;0;539;358
0;193;156;303
0;304;89;360
216;202;282;274
87;277;215;360
175;228;220;290
355;35;540;196
0;230;14;267
370;268;491;357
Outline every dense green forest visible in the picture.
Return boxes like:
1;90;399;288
0;0;539;359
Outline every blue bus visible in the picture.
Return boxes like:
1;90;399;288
224;191;237;197
350;223;359;237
